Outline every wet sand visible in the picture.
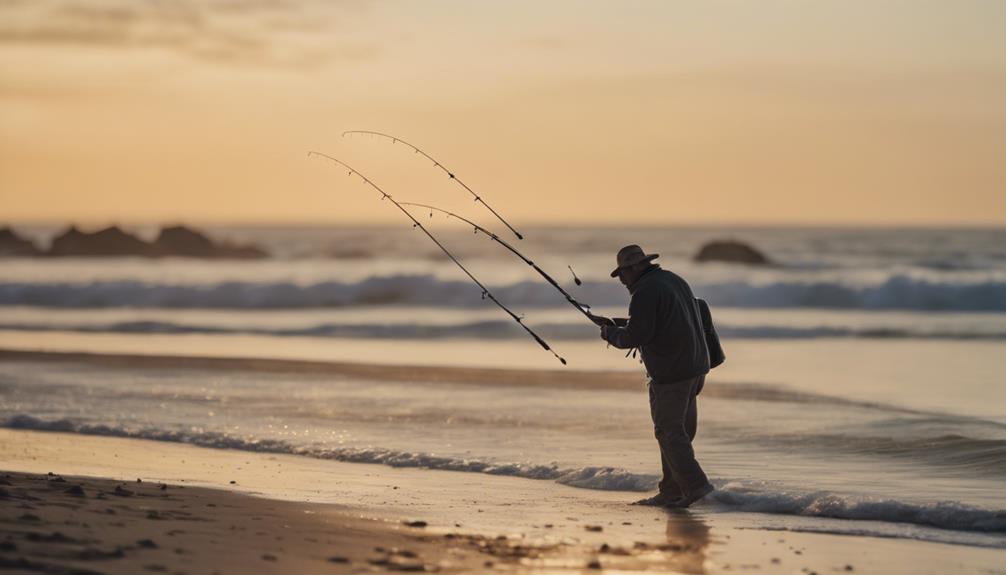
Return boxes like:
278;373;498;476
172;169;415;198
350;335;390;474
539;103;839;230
4;429;1004;574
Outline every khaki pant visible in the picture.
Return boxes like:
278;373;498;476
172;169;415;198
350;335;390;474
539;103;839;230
648;375;709;497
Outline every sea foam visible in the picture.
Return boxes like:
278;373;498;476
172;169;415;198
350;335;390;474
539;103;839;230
5;414;1004;536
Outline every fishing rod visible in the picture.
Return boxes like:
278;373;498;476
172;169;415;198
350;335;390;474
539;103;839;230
308;151;566;365
342;130;524;241
399;202;595;323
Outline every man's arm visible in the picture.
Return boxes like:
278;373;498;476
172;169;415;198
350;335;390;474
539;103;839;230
586;312;628;327
602;288;659;349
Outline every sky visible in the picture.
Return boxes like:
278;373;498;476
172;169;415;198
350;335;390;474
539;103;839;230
1;0;1004;227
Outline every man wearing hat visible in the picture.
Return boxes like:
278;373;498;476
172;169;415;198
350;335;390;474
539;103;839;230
589;244;715;508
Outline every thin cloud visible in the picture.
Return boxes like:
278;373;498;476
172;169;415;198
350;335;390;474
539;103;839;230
0;0;378;67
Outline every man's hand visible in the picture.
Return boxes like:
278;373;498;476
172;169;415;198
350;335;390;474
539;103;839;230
587;312;615;327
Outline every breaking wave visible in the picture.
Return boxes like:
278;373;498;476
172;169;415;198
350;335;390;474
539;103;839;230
5;414;1004;536
0;319;1003;341
2;274;1006;311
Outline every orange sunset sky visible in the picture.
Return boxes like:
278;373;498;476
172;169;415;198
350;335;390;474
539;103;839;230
1;0;1004;227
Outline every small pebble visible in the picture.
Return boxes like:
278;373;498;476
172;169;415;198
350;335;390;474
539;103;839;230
403;520;428;528
587;559;602;570
261;553;277;561
585;525;603;532
327;556;350;564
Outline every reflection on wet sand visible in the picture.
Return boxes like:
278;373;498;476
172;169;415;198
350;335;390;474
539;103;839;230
664;510;711;574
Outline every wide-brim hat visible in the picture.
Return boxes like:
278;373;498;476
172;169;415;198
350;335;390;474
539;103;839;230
610;244;659;277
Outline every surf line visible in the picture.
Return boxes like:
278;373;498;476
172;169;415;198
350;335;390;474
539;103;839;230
308;151;566;365
342;130;523;241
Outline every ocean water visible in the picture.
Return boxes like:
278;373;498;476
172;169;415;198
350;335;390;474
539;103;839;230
1;225;1004;548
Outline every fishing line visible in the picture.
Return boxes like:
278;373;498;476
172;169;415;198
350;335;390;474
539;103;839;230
342;130;524;241
308;151;566;365
399;202;594;322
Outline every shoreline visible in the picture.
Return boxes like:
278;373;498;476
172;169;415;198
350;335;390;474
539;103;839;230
0;348;642;391
4;430;1005;574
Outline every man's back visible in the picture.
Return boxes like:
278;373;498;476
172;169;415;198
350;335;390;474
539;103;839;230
606;266;710;383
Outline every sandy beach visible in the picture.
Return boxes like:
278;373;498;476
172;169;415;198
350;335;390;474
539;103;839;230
4;427;1004;574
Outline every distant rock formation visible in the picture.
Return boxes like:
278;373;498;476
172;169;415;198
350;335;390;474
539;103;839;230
151;225;267;259
694;239;770;265
0;227;40;256
42;224;268;259
48;225;152;257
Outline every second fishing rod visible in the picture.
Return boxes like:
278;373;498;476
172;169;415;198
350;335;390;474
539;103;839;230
344;131;601;326
400;202;595;323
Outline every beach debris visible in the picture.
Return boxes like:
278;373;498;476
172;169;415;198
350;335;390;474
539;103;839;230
136;478;142;483
113;485;134;497
327;556;350;563
136;538;158;549
403;520;428;528
845;566;855;571
229;480;237;484
587;559;602;569
77;546;125;560
24;531;75;544
64;485;85;497
261;553;277;561
585;525;603;532
159;483;167;491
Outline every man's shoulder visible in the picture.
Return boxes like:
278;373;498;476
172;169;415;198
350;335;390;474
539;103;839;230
647;269;694;299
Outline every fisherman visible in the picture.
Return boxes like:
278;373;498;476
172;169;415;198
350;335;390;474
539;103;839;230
588;245;715;508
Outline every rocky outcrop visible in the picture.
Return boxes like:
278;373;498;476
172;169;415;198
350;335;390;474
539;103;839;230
694;240;770;265
48;225;152;257
43;224;268;259
0;227;40;256
150;225;267;259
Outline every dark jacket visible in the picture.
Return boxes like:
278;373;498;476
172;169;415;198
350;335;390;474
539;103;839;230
604;265;710;383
